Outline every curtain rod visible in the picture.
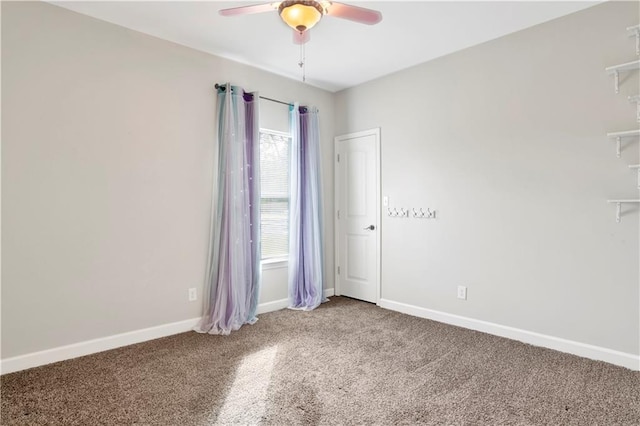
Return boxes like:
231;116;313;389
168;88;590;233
214;84;292;107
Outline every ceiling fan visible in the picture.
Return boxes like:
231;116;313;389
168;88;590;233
219;1;383;44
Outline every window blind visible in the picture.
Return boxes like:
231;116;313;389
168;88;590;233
259;131;290;260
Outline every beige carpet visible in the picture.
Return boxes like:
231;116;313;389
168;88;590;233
2;296;639;425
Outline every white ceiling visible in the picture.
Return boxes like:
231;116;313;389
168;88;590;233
51;1;599;92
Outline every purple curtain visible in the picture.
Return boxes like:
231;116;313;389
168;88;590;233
288;103;326;310
195;84;261;334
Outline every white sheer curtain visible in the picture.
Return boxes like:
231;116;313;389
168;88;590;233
195;84;261;334
288;103;326;310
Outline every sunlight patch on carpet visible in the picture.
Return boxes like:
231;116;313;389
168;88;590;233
211;345;278;424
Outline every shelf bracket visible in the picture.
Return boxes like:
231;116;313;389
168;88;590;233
607;130;640;158
629;95;640;122
630;165;640;189
607;199;640;223
606;60;640;93
629;25;640;56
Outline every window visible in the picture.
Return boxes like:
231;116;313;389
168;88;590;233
259;130;290;261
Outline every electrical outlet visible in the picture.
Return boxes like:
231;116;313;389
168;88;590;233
457;286;467;300
188;288;197;302
383;196;389;206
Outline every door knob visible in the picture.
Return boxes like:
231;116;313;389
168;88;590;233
363;225;375;231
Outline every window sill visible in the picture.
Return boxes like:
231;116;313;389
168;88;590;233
261;258;288;270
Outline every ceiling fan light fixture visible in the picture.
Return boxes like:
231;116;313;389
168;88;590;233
278;0;327;32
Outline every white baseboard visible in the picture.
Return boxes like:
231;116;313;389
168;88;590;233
1;317;201;375
378;298;640;371
256;288;336;315
1;288;337;375
256;298;289;314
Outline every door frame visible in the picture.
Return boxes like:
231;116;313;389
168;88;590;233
334;128;381;305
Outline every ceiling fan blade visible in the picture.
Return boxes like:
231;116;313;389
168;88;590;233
293;30;310;45
219;2;280;17
326;2;382;25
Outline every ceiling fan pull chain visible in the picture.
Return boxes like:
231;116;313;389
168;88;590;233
298;41;306;83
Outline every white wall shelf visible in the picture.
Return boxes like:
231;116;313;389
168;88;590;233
628;24;640;55
605;60;640;93
607;129;640;158
606;199;640;223
605;27;640;224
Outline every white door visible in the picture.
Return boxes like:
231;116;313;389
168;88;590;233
334;128;380;304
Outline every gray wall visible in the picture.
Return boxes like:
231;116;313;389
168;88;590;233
3;0;639;361
1;1;335;359
335;1;639;355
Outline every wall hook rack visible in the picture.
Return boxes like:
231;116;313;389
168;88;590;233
387;207;408;218
412;207;436;219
